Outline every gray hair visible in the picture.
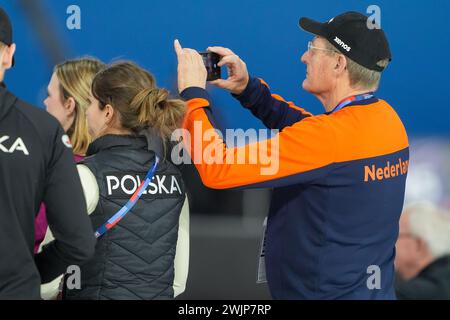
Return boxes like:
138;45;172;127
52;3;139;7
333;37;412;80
406;202;450;259
323;40;389;91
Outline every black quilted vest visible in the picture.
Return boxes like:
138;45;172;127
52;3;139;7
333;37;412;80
64;134;185;300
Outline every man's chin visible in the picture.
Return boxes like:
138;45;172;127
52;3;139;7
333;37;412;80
302;80;312;92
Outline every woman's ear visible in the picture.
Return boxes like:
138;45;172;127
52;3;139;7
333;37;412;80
64;97;77;116
104;104;115;125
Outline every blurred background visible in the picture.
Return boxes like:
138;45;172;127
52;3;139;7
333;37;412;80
1;0;449;299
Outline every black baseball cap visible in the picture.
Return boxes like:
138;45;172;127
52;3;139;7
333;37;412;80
0;7;14;67
299;11;391;72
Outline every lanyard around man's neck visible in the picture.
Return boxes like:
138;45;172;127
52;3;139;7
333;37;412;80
330;92;374;114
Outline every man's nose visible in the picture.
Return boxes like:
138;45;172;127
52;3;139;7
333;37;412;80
300;51;308;64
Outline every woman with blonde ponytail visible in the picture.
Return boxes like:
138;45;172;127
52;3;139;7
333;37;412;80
62;61;189;300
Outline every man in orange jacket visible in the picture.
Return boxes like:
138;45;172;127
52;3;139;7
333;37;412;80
175;11;408;299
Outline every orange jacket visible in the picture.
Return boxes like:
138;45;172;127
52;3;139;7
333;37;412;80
180;77;409;299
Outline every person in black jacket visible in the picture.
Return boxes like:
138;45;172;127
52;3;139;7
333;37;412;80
395;202;450;299
0;7;96;299
63;61;189;300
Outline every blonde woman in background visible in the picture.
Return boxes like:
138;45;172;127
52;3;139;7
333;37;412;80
44;58;104;160
35;58;105;254
37;58;105;299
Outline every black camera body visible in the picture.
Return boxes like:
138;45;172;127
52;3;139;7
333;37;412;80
199;52;221;81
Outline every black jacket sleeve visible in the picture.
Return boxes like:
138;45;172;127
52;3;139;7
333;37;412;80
34;126;96;283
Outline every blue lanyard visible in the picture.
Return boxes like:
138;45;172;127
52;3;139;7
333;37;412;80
94;156;160;238
331;92;374;114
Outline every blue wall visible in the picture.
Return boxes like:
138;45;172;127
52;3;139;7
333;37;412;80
2;0;450;135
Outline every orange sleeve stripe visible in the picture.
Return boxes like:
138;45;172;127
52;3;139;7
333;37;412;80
256;78;312;116
186;98;210;114
271;94;313;116
259;78;270;88
183;107;335;189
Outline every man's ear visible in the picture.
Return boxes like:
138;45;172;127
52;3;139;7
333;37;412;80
334;54;347;74
2;43;16;69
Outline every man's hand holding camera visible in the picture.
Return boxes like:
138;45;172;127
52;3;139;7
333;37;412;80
207;46;249;95
174;39;249;95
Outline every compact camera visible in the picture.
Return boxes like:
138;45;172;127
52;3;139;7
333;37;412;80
199;52;221;81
